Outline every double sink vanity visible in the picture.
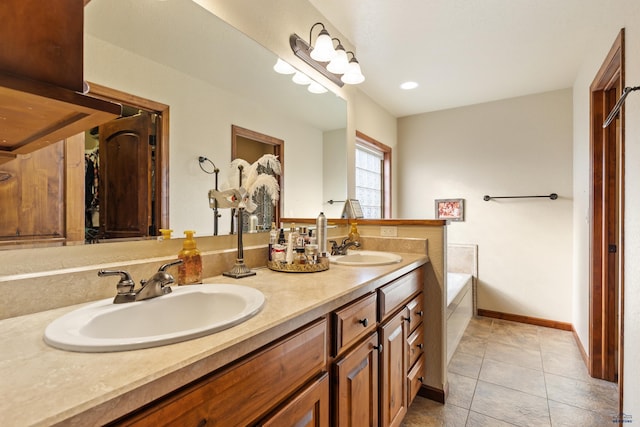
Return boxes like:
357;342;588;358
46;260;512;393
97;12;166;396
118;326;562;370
0;239;433;426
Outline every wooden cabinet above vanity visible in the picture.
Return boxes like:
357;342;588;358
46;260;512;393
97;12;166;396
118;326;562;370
0;0;121;164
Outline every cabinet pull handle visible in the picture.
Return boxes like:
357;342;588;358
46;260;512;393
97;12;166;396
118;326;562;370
417;310;424;317
404;315;411;323
373;344;383;353
358;318;369;327
418;343;424;349
197;419;208;427
418;376;424;383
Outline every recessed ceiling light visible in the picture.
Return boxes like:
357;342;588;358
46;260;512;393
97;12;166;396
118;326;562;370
400;81;419;90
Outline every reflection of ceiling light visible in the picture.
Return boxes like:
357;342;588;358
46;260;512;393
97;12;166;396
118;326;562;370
308;81;328;94
273;58;296;74
272;60;328;95
400;81;419;90
289;22;365;87
292;71;312;85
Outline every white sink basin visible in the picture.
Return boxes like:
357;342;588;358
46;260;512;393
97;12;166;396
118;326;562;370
329;250;402;266
44;284;265;352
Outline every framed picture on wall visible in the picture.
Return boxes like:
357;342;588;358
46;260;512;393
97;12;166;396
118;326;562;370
435;198;465;221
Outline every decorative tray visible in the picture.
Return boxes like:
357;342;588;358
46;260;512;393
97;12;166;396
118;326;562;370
266;257;330;273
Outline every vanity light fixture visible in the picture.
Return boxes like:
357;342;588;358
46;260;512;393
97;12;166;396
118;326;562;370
326;38;349;74
341;51;365;85
308;23;336;62
289;22;365;88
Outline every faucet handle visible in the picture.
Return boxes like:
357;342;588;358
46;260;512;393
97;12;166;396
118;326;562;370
98;270;136;303
158;259;183;272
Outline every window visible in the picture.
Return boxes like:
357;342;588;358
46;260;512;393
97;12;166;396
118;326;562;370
355;131;391;218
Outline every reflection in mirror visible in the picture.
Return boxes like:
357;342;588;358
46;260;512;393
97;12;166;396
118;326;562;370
84;0;346;237
232;125;283;232
0;0;346;254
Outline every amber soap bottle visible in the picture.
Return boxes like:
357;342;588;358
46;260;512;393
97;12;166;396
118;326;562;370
178;230;202;285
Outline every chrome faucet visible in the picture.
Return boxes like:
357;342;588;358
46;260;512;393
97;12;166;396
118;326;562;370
330;238;361;255
98;259;183;304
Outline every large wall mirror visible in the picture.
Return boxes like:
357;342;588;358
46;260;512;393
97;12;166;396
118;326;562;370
80;0;347;239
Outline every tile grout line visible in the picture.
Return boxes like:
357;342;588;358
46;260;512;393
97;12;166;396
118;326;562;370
463;318;488;426
537;326;553;426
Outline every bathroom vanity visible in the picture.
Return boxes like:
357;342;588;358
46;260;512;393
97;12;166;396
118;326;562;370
0;252;429;426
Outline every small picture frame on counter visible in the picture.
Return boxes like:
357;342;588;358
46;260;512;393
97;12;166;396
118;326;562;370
435;198;465;221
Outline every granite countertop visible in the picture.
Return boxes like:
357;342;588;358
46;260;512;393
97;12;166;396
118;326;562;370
0;253;427;426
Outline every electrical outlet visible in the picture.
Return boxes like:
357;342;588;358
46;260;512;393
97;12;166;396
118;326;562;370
380;226;397;237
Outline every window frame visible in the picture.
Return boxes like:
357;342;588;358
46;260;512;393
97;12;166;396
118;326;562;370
355;131;391;218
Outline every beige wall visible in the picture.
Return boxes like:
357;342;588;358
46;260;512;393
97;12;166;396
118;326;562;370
353;90;399;216
397;89;574;323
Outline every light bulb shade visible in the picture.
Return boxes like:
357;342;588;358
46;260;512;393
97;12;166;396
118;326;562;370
341;59;365;84
273;58;296;74
327;46;349;74
308;81;328;94
292;71;312;85
310;29;336;62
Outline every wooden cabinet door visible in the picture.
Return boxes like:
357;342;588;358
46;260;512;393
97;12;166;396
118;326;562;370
333;332;379;427
114;319;327;427
260;373;330;427
99;113;152;238
0;134;84;245
379;309;408;427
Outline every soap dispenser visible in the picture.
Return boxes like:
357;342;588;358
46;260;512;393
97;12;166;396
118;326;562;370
348;222;360;243
178;230;202;285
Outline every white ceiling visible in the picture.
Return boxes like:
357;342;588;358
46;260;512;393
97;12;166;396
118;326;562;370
309;0;630;117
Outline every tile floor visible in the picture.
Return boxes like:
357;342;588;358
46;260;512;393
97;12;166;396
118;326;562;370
402;317;619;426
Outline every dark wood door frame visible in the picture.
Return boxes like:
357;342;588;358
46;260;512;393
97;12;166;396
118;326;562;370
589;28;624;394
88;82;170;232
231;125;283;226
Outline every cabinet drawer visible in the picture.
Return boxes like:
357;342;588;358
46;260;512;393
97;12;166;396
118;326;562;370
407;326;424;369
333;292;377;355
405;293;424;334
407;354;425;404
115;318;327;427
378;268;423;321
259;373;330;427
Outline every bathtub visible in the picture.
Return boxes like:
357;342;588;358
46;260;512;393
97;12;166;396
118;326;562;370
446;244;477;364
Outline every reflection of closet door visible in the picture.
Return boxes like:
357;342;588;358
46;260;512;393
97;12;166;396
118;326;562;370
99;113;151;239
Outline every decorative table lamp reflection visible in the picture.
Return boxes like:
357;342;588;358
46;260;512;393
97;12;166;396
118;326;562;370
208;154;281;278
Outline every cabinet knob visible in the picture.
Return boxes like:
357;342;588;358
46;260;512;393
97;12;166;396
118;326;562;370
373;344;383;353
418;376;424;383
418;343;424;349
404;315;411;323
417;310;424;317
358;318;369;327
197;419;208;427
